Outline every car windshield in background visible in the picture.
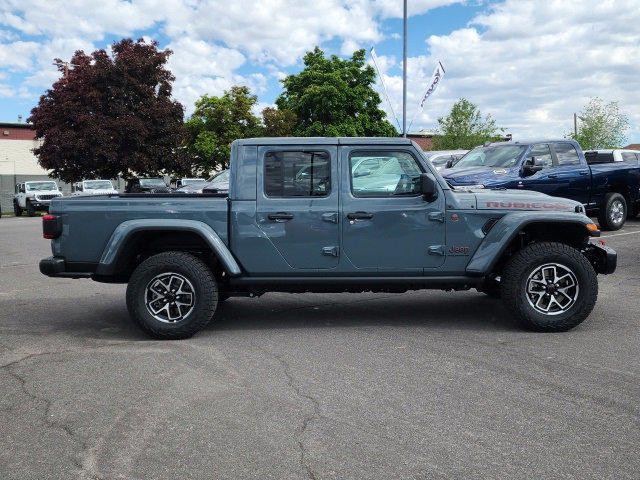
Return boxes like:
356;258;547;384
139;179;166;187
26;182;57;191
454;145;527;169
84;180;113;190
181;179;206;186
208;170;230;186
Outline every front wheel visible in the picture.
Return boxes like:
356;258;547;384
26;201;36;217
501;242;598;332
126;251;219;339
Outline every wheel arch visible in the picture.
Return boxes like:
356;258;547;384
466;212;597;277
95;219;241;279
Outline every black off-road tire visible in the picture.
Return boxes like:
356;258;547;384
126;251;218;339
501;242;598;332
598;192;626;231
13;201;22;216
26;200;36;217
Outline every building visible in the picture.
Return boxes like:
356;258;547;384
0;122;64;214
623;144;640;150
406;129;436;150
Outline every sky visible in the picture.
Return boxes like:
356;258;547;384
1;0;639;144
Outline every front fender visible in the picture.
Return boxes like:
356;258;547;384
95;219;241;277
465;211;597;276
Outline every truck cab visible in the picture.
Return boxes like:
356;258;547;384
40;137;616;339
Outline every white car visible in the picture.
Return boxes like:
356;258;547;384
14;181;63;217
71;179;118;196
425;150;469;171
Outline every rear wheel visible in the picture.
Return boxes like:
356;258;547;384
598;193;626;231
126;251;219;339
13;201;22;216
501;242;597;332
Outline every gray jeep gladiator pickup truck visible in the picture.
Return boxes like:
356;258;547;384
40;137;616;339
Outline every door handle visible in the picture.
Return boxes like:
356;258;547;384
547;174;558;179
578;170;589;176
267;212;294;221
347;211;374;220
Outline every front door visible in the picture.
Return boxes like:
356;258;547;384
340;147;446;273
255;145;340;270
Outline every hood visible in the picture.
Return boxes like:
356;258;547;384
472;189;582;213
442;166;518;185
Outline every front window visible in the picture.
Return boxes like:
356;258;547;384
264;151;330;197
26;181;57;191
84;180;114;190
139;179;166;188
350;151;423;197
526;144;553;168
454;145;527;169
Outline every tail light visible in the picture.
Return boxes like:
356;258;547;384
42;214;62;239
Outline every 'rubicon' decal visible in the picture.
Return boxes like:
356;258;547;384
485;201;569;210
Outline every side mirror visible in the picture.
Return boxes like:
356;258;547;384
445;159;454;169
522;157;544;176
420;173;438;201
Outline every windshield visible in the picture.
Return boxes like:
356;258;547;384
181;178;206;186
208;170;229;185
139;179;166;187
26;182;57;191
454;145;527;169
84;180;113;190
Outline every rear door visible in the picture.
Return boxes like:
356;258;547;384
550;142;590;205
255;145;340;270
340;146;446;272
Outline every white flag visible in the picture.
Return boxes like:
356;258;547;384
419;61;445;108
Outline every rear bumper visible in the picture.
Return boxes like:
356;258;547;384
585;242;617;275
39;256;92;278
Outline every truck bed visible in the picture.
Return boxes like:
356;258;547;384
49;194;229;264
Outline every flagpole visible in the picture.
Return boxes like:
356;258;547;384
402;0;407;137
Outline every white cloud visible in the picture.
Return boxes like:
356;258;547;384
379;0;640;141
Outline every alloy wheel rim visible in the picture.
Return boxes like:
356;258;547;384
525;263;579;315
610;200;625;224
145;272;196;323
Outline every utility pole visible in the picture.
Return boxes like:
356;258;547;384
573;113;578;137
402;0;408;137
52;60;70;77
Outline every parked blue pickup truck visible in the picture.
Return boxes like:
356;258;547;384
40;137;616;339
441;139;640;230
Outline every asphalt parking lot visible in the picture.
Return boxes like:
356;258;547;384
1;216;639;480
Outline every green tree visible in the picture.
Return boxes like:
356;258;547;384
432;98;502;150
185;86;262;172
262;107;297;137
571;97;629;149
29;38;188;182
276;47;396;137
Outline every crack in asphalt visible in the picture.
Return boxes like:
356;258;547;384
257;346;324;480
0;341;136;480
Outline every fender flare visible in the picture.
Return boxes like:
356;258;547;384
465;212;596;276
95;219;242;277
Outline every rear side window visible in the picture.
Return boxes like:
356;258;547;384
554;143;580;166
621;152;638;164
264;151;331;197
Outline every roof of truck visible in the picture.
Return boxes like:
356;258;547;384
235;137;414;146
487;139;580;146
